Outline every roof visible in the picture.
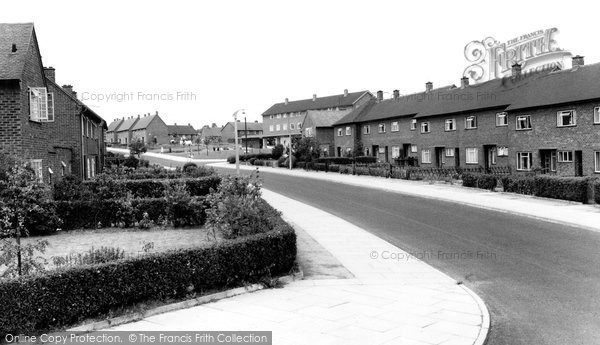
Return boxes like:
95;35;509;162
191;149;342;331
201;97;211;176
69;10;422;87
46;78;107;128
262;91;370;116
168;124;196;136
0;23;34;80
223;121;263;131
305;111;350;127
117;117;139;132
201;126;222;137
107;118;124;132
131;114;160;131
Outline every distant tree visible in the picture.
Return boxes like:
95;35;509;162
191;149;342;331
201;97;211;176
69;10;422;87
129;140;147;158
272;144;284;159
353;141;364;157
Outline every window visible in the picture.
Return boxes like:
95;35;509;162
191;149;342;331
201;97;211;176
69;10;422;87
498;147;509;156
558;151;573;162
496;112;508;126
411;145;417;153
269;115;273;119
465;116;477;129
290;123;295;130
422;149;431;164
275;124;281;131
29;87;54;122
420;122;430;133
392;146;400;159
276;114;282;119
445;148;454;157
557;110;576;127
378;123;386;133
466;148;478;164
269;125;274;131
517;152;533;171
29;159;43;182
305;127;313;137
345;126;351;136
283;113;287;118
298;122;302;129
391;122;399;132
595;152;600;173
594;107;600;124
445;119;456;131
363;125;371;134
282;123;287;131
337;128;343;136
410;119;417;130
516;115;532;130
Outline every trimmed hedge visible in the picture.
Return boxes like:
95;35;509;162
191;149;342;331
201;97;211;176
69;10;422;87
0;223;296;336
317;157;353;165
462;173;498;191
55;197;207;229
227;153;274;164
501;175;591;203
595;180;600;204
354;156;377;164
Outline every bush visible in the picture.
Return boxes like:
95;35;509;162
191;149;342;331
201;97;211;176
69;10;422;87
277;156;287;167
123;155;139;168
328;164;340;172
0;225;296;337
182;162;197;173
462;173;497;190
595;180;600;204
354;156;377;164
52;246;126;269
283;156;297;168
272;144;284;159
501;175;590;203
317;157;353;165
369;167;391;178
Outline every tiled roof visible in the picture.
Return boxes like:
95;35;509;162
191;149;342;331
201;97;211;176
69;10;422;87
107;118;124;132
223;121;263;131
0;23;34;80
131;115;160;131
201;126;222;137
262;91;370;116
305;111;349;127
168;125;197;136
117;117;139;132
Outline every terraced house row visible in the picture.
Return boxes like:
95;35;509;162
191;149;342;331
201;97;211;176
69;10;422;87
332;56;600;176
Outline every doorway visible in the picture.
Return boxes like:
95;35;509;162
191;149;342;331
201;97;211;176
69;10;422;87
539;149;557;174
574;150;583;176
483;145;497;171
434;147;444;168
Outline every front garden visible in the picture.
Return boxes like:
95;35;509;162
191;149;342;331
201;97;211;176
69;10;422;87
0;155;296;337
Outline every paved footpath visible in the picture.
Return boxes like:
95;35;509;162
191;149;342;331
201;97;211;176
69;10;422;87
209;162;600;232
108;189;489;345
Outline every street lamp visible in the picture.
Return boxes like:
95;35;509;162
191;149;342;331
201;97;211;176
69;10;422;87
232;109;245;176
288;115;292;170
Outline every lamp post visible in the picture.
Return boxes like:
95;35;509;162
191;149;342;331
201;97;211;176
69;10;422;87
288;115;292;170
232;109;245;176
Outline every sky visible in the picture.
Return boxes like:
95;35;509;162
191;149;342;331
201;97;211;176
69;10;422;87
2;0;599;128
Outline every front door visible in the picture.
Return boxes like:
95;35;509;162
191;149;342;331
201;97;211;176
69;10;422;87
372;145;379;158
435;147;444;168
384;146;389;163
483;145;497;171
455;148;460;167
574;150;583;176
539;150;557;174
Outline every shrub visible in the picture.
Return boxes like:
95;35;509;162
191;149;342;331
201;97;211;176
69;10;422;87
182;162;198;173
328;164;340;172
595;180;600;204
501;175;536;195
272;144;284;159
227;155;236;164
354;166;370;176
339;166;353;174
369;167;391;178
317;157;353;165
354;156;377;164
501;175;590;203
123;155;140;168
462;173;497;190
0;225;296;337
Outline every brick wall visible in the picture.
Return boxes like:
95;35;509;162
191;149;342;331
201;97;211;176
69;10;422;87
0;82;22;156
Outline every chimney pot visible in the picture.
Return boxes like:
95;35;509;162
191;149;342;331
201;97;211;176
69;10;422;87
44;67;56;82
460;77;470;88
155;111;158;115
572;55;585;68
393;90;400;100
344;89;348;97
511;63;522;77
284;98;288;105
312;94;317;101
425;81;433;93
11;44;17;53
376;90;383;101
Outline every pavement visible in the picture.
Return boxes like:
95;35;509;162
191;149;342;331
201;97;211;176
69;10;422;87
208;162;600;232
108;189;489;345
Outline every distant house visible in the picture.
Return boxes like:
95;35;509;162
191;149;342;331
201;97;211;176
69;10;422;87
168;124;197;143
302;111;350;157
199;123;222;145
106;118;124;144
131;112;169;145
0;23;106;182
115;116;139;146
221;121;263;149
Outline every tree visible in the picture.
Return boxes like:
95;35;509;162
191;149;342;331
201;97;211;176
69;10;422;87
293;137;320;162
272;144;284;159
353;141;364;157
129;140;147;158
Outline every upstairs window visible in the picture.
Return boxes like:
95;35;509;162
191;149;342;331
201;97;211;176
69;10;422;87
557;110;576;127
269;125;274;131
29;87;54;122
594;107;600;124
298;122;302;129
391;122;399;132
305;127;313;136
275;124;281;131
363;125;371;134
496;112;508;126
445;119;456;131
290;123;295;130
282;123;287;131
410;119;417;130
345;126;351;136
465;116;477;129
516;115;532;130
420;122;430;133
378;123;386;133
337;128;343;136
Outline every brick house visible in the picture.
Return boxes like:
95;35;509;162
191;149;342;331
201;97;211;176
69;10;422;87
199;123;222;145
115;116;139;146
262;90;373;149
130;112;169;145
168;124;197;143
221;121;263;149
333;57;600;176
105;118;123;144
0;23;106;182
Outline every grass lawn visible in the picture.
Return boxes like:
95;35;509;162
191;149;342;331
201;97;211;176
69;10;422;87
20;227;219;270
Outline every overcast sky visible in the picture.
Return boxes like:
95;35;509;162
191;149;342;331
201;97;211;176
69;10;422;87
3;0;598;127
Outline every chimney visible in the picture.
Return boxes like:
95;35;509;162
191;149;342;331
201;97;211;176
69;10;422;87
511;63;522;77
11;44;17;53
376;90;383;101
344;89;348;97
572;55;585;68
393;90;400;100
44;67;55;82
62;85;76;98
425;81;433;93
212;123;217;128
284;98;288;105
460;77;469;88
174;123;177;126
155;111;159;115
312;94;317;101
254;120;258;123
188;123;191;126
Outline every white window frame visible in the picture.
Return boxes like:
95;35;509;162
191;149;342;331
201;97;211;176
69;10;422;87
363;125;371;134
282;123;287;131
517;152;533;171
392;146;400;159
558;151;573;162
337;128;343;137
445;148;454;157
345;126;351;136
297;122;302;129
305;127;312;137
420;122;430;133
594;107;600;124
290;123;295;130
411;145;417;153
275;124;281;131
595;151;600;173
496;112;508;126
516;115;532;130
269;125;274;132
465;116;477;129
410;119;417;130
29;87;53;122
391;121;399;132
445;119;456;131
421;149;431;164
29;159;43;182
498;147;509;156
557;110;576;127
466;148;478;164
378;123;386;133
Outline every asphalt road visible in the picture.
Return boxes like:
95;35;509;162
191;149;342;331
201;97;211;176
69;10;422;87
208;166;600;345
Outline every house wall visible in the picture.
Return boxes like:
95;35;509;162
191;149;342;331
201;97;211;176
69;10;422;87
132;117;169;145
262;111;306;142
0;82;22;156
